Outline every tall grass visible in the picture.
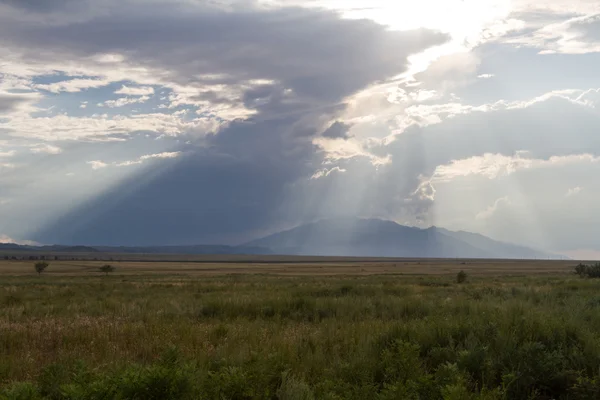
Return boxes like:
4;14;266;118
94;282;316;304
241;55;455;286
1;273;600;399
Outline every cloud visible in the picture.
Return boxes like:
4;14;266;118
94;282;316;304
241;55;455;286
321;121;352;139
0;150;16;157
506;13;600;55
0;3;447;104
92;151;182;169
115;85;154;96
3;0;598;253
566;186;582;197
311;166;346;179
15;2;448;245
0;2;446;148
35;78;112;93
0;91;41;113
2;112;220;141
0;233;39;245
430;152;600;182
139;151;180;160
87;160;108;170
0;234;17;244
476;196;511;220
0;0;80;13
99;96;150;108
31;144;62;154
302;89;600;230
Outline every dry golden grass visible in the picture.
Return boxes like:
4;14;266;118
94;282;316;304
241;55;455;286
0;257;576;277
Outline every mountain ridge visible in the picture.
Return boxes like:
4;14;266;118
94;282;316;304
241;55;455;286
244;218;561;259
0;218;562;259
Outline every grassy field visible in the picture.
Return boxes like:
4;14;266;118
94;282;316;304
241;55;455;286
0;257;576;276
1;258;599;399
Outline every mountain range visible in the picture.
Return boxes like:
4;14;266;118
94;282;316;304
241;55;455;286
244;218;560;259
0;218;560;259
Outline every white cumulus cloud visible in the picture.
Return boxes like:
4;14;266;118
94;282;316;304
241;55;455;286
99;96;150;108
90;152;182;170
566;186;582;197
87;160;108;170
311;166;347;179
115;85;155;96
431;152;600;182
31;144;62;154
35;78;112;93
476;196;511;220
139;151;181;160
0;150;16;157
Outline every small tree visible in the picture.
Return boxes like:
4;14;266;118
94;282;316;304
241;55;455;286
456;270;467;284
99;264;115;276
34;261;49;275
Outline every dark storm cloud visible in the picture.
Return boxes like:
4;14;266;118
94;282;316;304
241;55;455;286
0;0;78;12
34;93;600;245
33;117;319;245
0;3;447;100
20;0;448;245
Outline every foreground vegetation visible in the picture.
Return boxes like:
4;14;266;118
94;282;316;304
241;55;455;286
2;270;600;399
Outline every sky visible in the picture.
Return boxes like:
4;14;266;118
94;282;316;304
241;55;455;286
1;0;600;257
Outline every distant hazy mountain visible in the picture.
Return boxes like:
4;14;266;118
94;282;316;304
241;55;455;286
0;218;560;259
433;228;555;259
245;218;559;259
94;245;271;255
0;243;271;256
0;243;99;253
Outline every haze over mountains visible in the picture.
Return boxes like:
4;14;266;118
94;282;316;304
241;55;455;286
2;218;560;259
246;218;560;259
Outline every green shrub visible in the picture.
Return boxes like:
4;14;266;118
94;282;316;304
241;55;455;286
277;372;315;400
0;382;42;400
99;265;115;276
34;262;49;275
456;270;468;284
574;263;600;278
116;364;193;400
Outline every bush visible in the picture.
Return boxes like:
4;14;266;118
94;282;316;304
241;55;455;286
34;262;49;275
100;264;115;276
277;372;315;400
575;263;600;278
456;270;468;284
0;382;41;400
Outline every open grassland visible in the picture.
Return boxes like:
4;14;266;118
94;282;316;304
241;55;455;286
2;259;600;399
0;257;576;276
